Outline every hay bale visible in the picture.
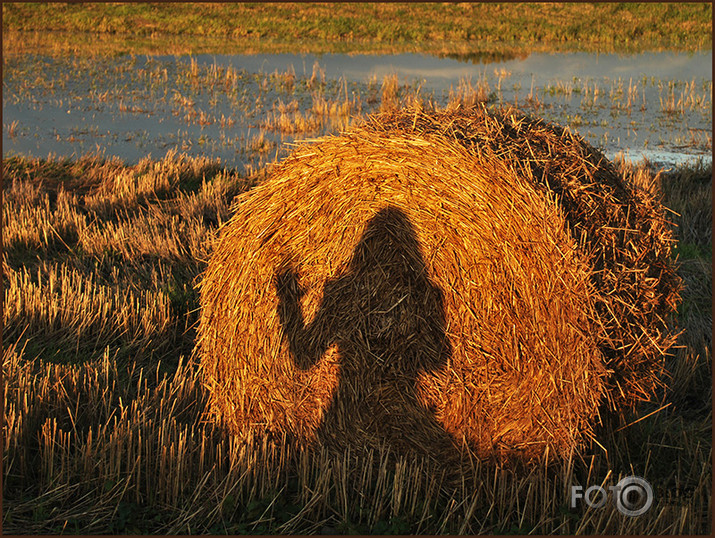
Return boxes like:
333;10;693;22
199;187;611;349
197;105;680;462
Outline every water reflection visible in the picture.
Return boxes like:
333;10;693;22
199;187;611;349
440;50;529;64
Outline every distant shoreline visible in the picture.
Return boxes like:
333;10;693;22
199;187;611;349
3;2;712;58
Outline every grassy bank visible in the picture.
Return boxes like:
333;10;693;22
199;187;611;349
3;2;712;57
2;142;711;532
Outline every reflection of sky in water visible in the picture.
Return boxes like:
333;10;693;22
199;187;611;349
231;51;712;88
197;52;712;90
3;51;712;171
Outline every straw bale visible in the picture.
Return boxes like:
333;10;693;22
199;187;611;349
197;105;680;462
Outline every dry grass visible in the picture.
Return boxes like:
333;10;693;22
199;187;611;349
448;76;492;108
2;150;251;365
3;333;710;533
659;79;713;116
264;80;360;136
260;72;440;137
2;120;711;533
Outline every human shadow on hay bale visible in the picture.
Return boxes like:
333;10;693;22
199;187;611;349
275;206;459;463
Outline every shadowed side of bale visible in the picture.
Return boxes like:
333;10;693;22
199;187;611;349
197;130;608;463
365;105;682;411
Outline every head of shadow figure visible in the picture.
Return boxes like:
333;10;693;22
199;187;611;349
275;205;456;460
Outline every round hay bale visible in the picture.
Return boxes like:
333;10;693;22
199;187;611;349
197;105;680;462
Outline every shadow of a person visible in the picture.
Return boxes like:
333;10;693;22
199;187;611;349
275;206;458;461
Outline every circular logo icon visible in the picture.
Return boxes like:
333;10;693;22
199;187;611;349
613;476;653;517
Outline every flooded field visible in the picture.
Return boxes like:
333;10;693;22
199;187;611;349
3;50;712;172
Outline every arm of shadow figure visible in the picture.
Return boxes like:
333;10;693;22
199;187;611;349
275;263;329;371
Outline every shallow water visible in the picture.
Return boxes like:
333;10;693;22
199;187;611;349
3;50;711;171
